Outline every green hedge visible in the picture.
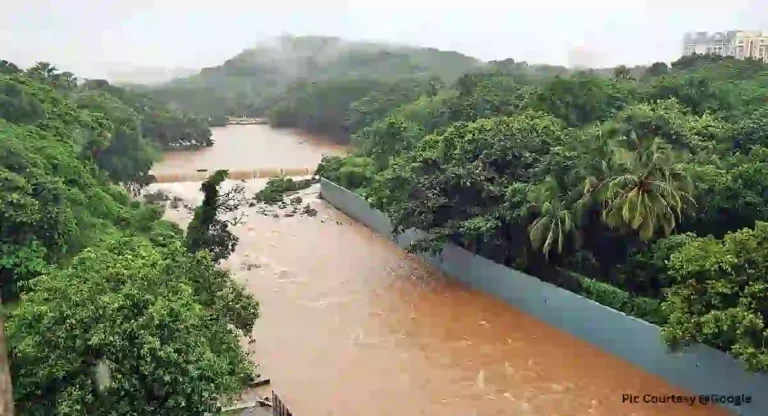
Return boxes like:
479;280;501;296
577;276;667;325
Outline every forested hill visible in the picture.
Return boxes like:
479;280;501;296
147;35;484;118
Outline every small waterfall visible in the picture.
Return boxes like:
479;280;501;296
150;167;315;183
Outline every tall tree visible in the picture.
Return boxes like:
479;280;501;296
527;178;576;258
602;135;695;240
185;171;244;263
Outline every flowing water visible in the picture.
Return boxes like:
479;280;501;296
150;125;346;174
148;126;730;416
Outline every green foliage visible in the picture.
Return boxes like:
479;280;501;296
0;60;21;74
369;112;566;270
26;62;77;91
0;120;125;298
267;78;391;141
0;77;45;124
346;77;442;133
705;160;768;234
75;90;159;183
185;171;242;263
313;51;768;374
527;178;575;258
646;74;737;116
316;156;376;194
730;106;768;152
81;78;215;149
354;116;423;169
449;72;534;122
530;74;633;127
254;176;315;205
617;233;697;297
1;60;261;411
644;62;670;79
600;138;695;241
148;35;480;118
393;90;458;134
578;276;666;325
7;237;258;414
662;222;768;372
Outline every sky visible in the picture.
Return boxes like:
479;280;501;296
2;0;767;81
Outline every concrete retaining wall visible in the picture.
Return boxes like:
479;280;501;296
320;178;768;416
150;168;316;183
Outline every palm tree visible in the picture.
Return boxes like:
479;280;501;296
601;134;695;240
56;71;77;91
26;62;58;85
569;128;619;218
527;178;576;258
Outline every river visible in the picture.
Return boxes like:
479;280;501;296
150;125;347;174
148;125;730;416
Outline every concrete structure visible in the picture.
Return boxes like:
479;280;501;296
148;167;316;183
320;178;768;416
683;31;768;61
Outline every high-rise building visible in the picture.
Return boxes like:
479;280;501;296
682;31;768;62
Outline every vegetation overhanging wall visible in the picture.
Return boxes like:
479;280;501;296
320;178;768;416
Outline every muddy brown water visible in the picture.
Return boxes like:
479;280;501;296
150;125;346;174
148;126;730;416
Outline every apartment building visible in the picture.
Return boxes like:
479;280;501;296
682;31;768;62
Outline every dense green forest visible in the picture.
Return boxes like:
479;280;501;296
147;35;584;126
147;35;482;119
0;60;258;413
316;54;768;372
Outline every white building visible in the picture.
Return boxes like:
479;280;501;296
682;31;768;62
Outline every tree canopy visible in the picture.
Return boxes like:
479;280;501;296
0;59;259;413
317;52;768;372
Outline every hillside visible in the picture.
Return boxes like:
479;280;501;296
147;35;483;118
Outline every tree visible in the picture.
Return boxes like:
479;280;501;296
0;60;20;75
646;74;737;116
531;74;633;127
7;237;259;414
354;115;422;169
368;112;566;266
601;136;695;241
185;171;244;263
56;71;77;91
644;62;669;79
527;178;576;258
0;77;45;125
613;65;633;80
662;222;768;372
75;91;158;184
25;62;58;84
